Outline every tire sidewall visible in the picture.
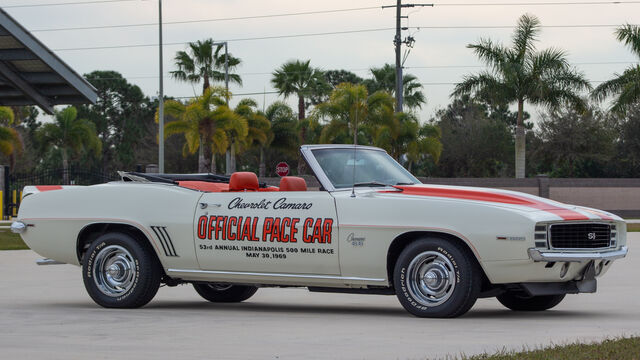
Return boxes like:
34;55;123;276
394;238;477;317
82;232;152;308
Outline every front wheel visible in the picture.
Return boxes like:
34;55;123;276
193;283;258;303
393;238;481;318
497;292;565;311
82;232;162;308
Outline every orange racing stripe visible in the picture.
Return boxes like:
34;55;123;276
387;185;591;221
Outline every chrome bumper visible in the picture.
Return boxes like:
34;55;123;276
528;246;628;262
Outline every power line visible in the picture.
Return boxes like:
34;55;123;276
30;6;381;33
412;24;637;29
435;1;640;6
51;27;396;51
49;23;636;52
85;60;637;81
23;1;640;33
5;0;639;10
406;61;639;69
419;80;608;85
2;0;138;8
174;91;280;99
172;78;611;99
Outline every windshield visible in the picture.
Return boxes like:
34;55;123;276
311;148;420;189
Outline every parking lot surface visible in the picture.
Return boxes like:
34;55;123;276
0;233;637;360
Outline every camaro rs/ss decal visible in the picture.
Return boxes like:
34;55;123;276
150;226;178;257
197;216;333;244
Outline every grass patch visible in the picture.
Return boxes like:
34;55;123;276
0;230;29;250
627;223;640;232
460;337;640;360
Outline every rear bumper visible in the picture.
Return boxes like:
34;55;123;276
528;246;628;263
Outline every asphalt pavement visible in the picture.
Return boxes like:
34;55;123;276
0;234;637;360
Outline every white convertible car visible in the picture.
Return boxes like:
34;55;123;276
12;145;628;317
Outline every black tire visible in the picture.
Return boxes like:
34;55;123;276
497;292;565;311
82;232;162;308
193;283;258;303
393;238;481;318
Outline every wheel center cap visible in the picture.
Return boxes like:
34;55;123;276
424;270;440;287
106;264;120;277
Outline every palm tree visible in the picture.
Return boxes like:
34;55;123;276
592;24;640;113
37;107;102;184
0;107;23;169
272;59;326;174
314;83;395;144
263;101;299;175
364;64;427;110
161;87;244;173
372;112;441;168
265;101;299;156
452;14;591;178
232;99;269;174
271;60;326;121
171;39;242;95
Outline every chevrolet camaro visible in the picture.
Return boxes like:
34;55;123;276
12;145;628;317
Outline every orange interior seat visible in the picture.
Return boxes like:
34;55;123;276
228;172;259;191
279;176;307;191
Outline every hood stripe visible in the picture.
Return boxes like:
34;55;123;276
35;185;63;191
386;185;591;221
580;208;614;221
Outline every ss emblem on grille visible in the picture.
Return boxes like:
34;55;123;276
587;232;597;240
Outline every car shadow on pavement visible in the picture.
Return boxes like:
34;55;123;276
464;308;611;320
39;301;616;320
144;301;409;317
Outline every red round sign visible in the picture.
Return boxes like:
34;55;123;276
276;162;290;177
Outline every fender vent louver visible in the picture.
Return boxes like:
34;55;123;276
151;226;179;257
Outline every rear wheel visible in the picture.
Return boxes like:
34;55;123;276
393;238;481;318
497;292;565;311
82;232;162;308
193;283;258;303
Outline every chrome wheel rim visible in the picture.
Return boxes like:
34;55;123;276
406;251;456;307
93;245;136;297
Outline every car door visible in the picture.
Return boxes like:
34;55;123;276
194;190;340;275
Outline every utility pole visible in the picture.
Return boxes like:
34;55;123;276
394;0;403;113
384;1;433;113
158;0;164;173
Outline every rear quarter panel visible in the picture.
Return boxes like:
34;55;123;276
18;182;203;268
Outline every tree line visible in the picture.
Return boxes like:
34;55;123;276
0;14;639;180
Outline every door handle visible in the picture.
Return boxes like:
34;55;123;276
200;203;222;209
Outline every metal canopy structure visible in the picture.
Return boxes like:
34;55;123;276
0;8;97;114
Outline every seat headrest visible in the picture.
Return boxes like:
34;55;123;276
229;172;259;191
279;176;307;192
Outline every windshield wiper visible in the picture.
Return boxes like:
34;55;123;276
395;182;414;185
352;181;392;187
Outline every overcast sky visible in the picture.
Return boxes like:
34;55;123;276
4;0;640;123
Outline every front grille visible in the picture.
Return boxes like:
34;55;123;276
549;223;611;249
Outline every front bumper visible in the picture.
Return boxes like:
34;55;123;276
528;246;628;263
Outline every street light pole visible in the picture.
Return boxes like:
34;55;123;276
158;0;165;173
224;42;229;105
